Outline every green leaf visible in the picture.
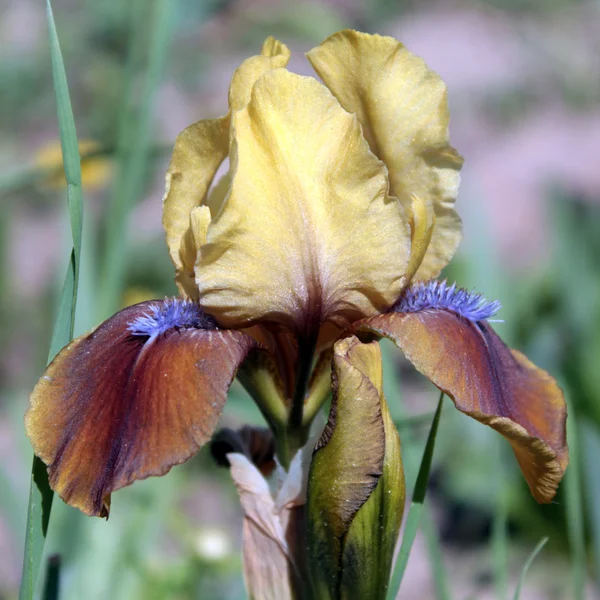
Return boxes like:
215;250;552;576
565;395;586;600
386;392;444;600
581;420;600;588
491;440;509;600
98;0;174;320
421;509;452;600
19;2;84;598
512;537;548;600
41;555;61;600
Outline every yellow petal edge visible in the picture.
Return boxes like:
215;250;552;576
162;37;290;298
307;29;464;281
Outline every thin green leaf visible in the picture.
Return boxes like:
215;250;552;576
386;392;445;600
422;509;452;600
512;537;548;600
565;396;586;600
19;2;84;598
41;555;61;600
491;440;509;600
492;493;509;600
581;420;600;588
98;0;173;320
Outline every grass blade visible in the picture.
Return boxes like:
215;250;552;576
98;0;173;320
41;555;61;600
386;392;445;600
512;537;548;600
421;509;452;600
581;420;600;588
19;2;84;598
565;396;586;600
491;439;509;600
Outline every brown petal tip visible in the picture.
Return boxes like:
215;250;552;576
356;307;568;503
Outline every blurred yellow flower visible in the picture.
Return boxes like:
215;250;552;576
35;139;112;190
121;286;160;309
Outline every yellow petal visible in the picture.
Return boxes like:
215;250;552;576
204;172;232;219
176;205;211;297
197;70;411;335
163;116;229;297
163;36;290;298
307;30;464;280
228;37;291;112
405;194;436;281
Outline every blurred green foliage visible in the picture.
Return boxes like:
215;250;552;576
1;0;599;598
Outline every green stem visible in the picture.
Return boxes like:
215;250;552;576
236;361;288;431
289;333;318;430
276;426;309;471
277;332;318;469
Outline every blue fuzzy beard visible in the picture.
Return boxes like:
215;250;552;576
394;280;501;322
128;298;216;338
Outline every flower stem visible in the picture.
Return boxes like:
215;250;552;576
289;333;318;430
278;331;318;468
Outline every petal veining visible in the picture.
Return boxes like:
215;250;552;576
355;309;568;503
25;300;255;517
307;30;463;280
197;69;410;335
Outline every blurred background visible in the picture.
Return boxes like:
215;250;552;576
1;0;599;598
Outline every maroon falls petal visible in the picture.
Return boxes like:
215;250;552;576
354;280;568;503
25;299;255;517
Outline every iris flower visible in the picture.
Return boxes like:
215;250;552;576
26;30;568;520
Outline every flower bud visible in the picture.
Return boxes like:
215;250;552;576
307;336;405;599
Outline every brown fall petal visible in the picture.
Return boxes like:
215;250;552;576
25;300;255;517
355;309;568;503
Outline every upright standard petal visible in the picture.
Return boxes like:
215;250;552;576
354;283;568;503
307;30;464;280
228;36;291;112
25;299;255;517
163;36;290;298
163;117;229;298
197;69;410;336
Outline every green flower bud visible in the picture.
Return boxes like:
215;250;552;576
307;336;405;600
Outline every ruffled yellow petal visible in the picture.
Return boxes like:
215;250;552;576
163;37;290;298
405;194;436;281
197;69;410;336
176;205;211;296
205;172;232;219
307;30;464;280
163;117;230;298
228;37;291;112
